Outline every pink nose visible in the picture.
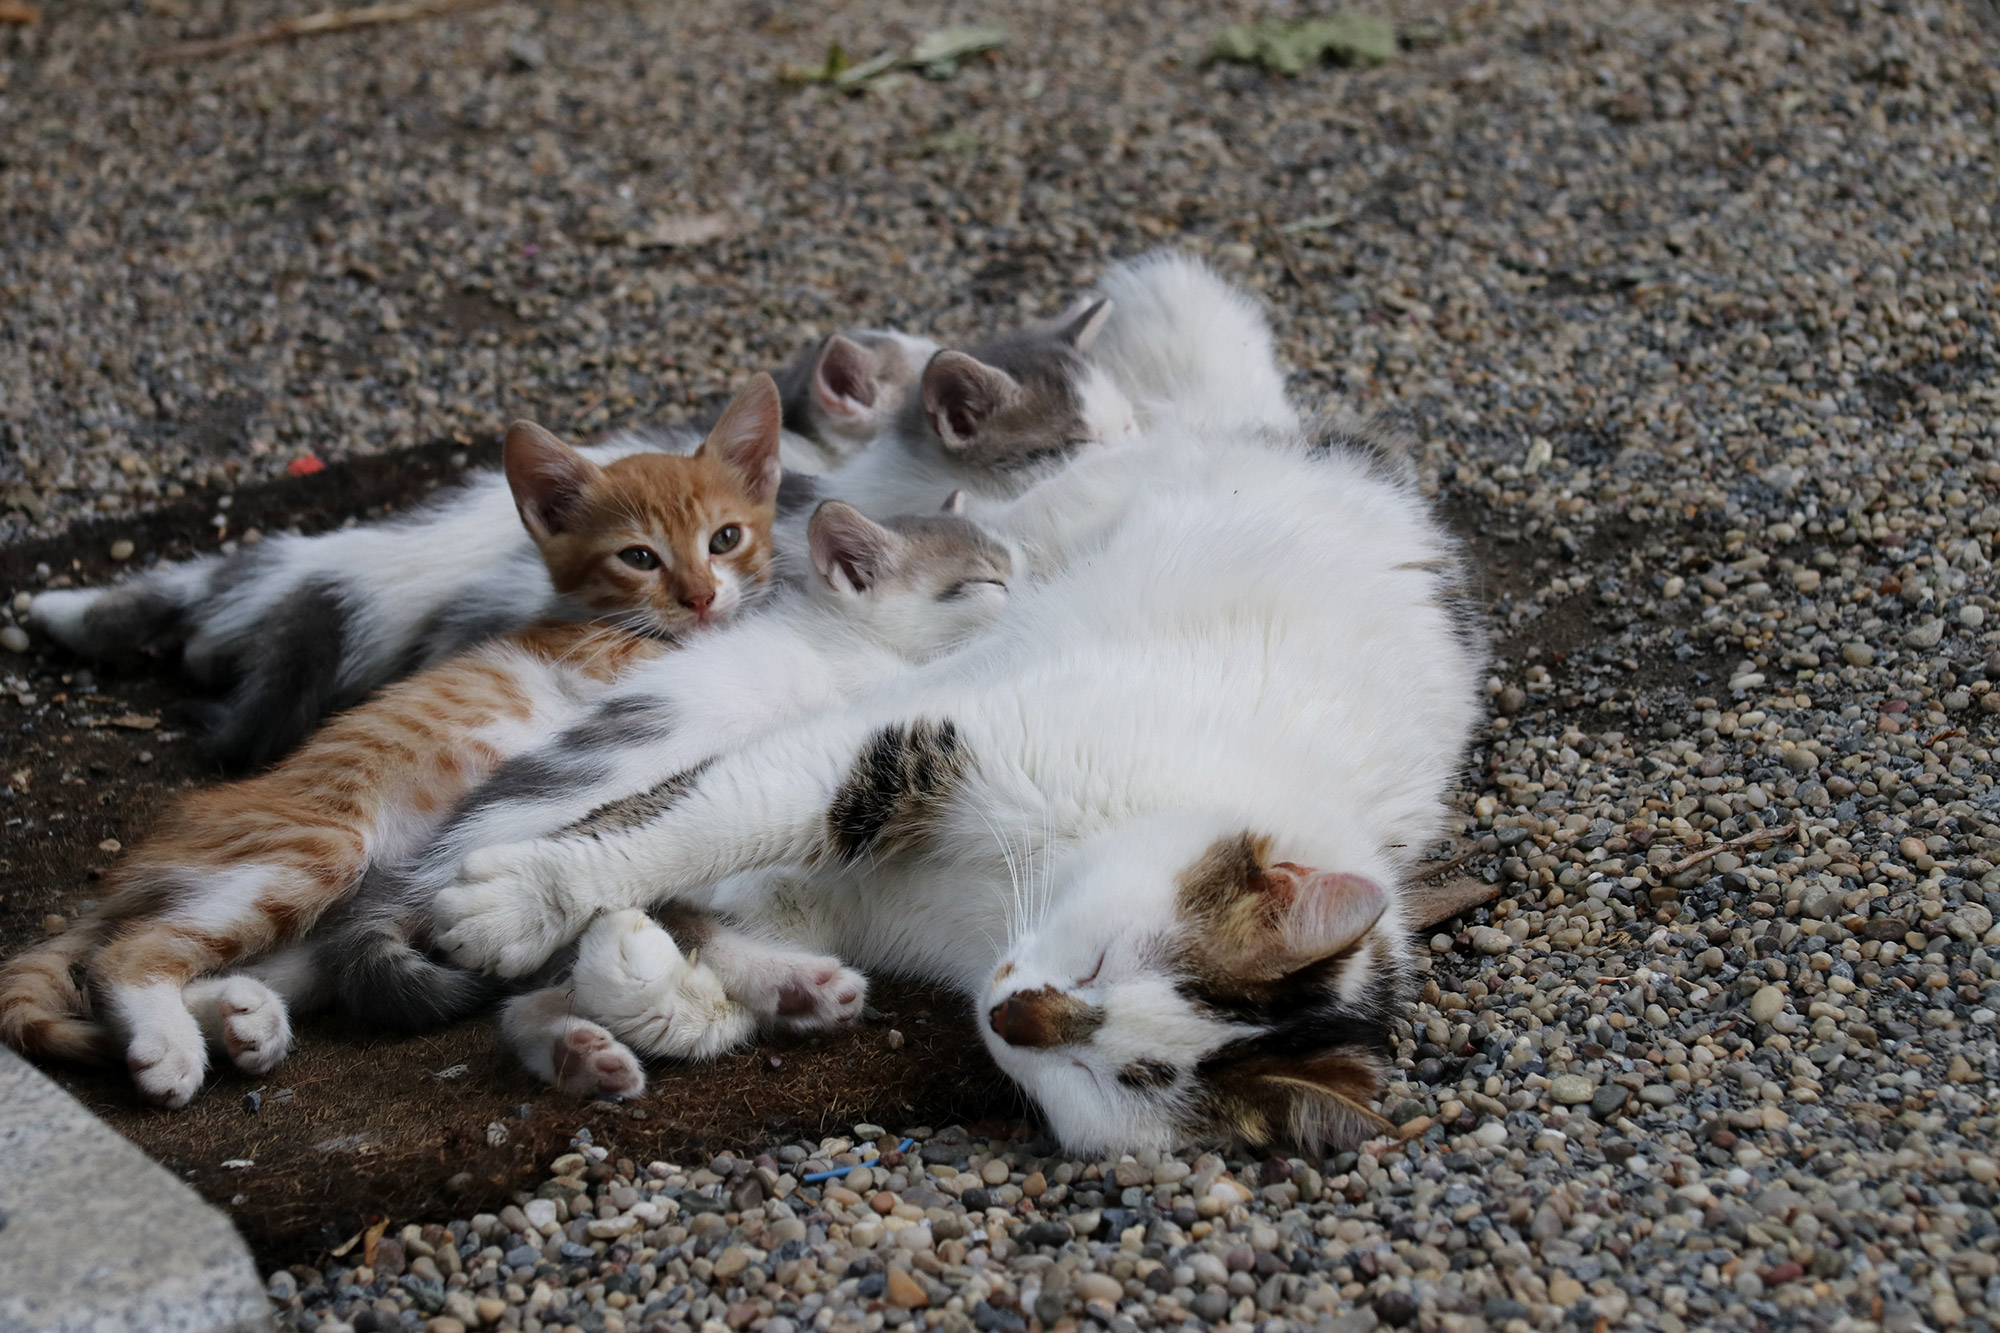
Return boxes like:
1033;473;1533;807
684;591;714;615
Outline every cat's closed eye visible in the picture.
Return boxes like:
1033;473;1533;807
940;579;1007;600
709;525;743;555
619;546;661;570
1075;948;1106;987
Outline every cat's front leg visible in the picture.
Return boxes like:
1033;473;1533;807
433;712;974;976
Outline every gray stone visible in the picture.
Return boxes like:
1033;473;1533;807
0;1048;269;1331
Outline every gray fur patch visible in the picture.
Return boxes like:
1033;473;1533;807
776;470;822;518
900;328;1095;473
189;577;351;771
556;757;715;841
826;719;969;862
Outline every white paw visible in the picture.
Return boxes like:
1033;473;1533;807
577;909;686;991
766;958;869;1031
26;588;94;647
126;1012;207;1108
572;914;753;1062
548;1019;647;1100
214;977;292;1074
434;841;585;977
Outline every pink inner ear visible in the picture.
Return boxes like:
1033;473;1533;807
1268;864;1389;959
812;338;877;420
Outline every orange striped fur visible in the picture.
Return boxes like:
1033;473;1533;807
0;376;784;1099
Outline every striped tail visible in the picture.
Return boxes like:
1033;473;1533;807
325;896;506;1034
0;927;117;1064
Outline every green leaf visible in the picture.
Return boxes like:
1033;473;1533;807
1207;14;1396;75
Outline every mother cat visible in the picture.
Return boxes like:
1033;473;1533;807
433;254;1486;1152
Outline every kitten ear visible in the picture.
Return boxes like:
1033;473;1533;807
1054;296;1112;350
808;501;903;596
504;420;602;541
922;351;1023;451
698;373;783;504
810;335;884;425
940;490;967;516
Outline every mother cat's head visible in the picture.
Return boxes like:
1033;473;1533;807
980;815;1407;1153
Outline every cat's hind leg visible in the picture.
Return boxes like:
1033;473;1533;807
500;988;646;1099
185;974;294;1075
569;910;755;1061
662;907;868;1032
106;981;207;1108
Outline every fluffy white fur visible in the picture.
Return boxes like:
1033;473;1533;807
433;254;1484;1151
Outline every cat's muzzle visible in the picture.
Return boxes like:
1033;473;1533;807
987;985;1104;1048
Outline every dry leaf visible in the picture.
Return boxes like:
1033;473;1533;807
628;212;733;249
0;1;41;25
109;713;160;730
361;1216;390;1268
1406;875;1501;931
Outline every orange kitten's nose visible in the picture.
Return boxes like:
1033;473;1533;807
683;591;715;618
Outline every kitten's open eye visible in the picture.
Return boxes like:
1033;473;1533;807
1075;949;1107;988
618;546;661;570
709;524;743;555
941;579;1007;600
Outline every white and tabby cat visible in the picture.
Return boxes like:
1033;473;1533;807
430;254;1485;1152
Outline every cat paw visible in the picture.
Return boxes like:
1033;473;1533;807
572;913;754;1062
548;1020;647;1100
214;977;293;1074
577;909;687;991
434;842;586;977
768;959;869;1031
126;1023;207;1108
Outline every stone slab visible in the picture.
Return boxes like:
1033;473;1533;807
0;1047;270;1333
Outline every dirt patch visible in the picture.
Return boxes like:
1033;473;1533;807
0;448;1019;1271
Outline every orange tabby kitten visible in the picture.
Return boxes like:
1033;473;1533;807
0;375;784;1107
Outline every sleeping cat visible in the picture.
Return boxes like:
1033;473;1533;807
430;254;1486;1153
27;329;934;770
316;492;1017;1051
0;378;784;1107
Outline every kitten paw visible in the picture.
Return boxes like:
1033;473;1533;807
548;1020;647;1100
769;959;869;1031
126;1021;207;1108
572;912;754;1062
214;977;293;1074
434;841;586;977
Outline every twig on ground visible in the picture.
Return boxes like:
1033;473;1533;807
1656;821;1797;878
146;0;496;65
1258;211;1314;296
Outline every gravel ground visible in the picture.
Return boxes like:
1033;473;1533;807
6;0;2000;1331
